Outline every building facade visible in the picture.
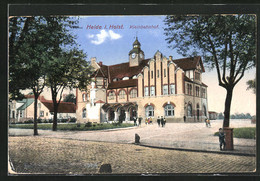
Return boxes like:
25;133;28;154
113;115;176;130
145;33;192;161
76;38;208;123
9;95;76;123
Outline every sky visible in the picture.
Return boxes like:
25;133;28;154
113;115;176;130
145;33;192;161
70;15;256;115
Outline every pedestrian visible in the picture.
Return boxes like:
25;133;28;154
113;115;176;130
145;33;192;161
145;117;148;125
161;116;164;127
207;119;211;127
219;128;226;150
138;116;142;126
133;116;137;126
205;118;208;127
163;117;166;127
183;115;186;123
149;117;153;124
157;116;161;127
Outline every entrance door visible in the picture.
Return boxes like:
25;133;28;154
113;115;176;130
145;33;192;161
129;107;137;120
197;109;199;121
109;110;115;121
119;109;125;122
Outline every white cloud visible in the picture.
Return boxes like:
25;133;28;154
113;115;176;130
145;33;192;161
108;30;122;40
87;30;122;45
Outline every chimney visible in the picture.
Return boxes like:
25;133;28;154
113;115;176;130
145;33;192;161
91;57;97;66
169;56;173;61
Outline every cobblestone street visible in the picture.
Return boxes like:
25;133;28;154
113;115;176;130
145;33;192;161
9;136;255;174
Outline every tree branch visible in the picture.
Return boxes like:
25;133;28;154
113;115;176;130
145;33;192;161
207;35;226;88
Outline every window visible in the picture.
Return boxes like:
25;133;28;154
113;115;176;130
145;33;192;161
164;104;174;116
164;69;166;77
195;72;200;80
108;91;115;100
40;111;44;117
187;104;192;117
151;71;153;79
145;105;154;117
82;108;86;118
119;90;126;99
163;85;168;95
196;86;200;97
170;84;175;95
203;105;207;116
150;86;155;96
144;87;149;96
130;89;137;98
202;88;206;98
157;70;159;78
20;111;23;118
187;84;192;95
46;112;48;116
82;94;86;102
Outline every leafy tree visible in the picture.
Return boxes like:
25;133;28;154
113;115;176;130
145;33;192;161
164;15;256;127
63;93;76;104
218;112;224;120
9;17;50;135
246;78;256;94
47;49;92;131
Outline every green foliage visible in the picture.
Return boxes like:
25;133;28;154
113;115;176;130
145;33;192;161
164;15;256;127
214;127;256;139
63;93;76;103
246;78;256;94
9;123;134;131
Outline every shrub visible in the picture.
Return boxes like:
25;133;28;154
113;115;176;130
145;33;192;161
69;118;77;123
43;119;48;123
85;122;92;127
61;119;67;123
48;119;53;123
37;119;42;123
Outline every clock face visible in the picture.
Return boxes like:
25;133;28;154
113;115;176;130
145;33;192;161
131;53;136;58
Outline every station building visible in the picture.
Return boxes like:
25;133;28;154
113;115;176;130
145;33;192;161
76;38;208;123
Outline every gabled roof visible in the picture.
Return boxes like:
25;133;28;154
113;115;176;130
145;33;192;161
41;101;76;113
107;79;138;89
17;98;34;110
184;75;208;87
173;56;205;72
108;59;149;80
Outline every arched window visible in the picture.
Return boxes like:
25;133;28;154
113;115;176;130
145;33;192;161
119;90;126;99
130;89;137;98
187;104;192;117
203;105;207;116
164;104;174;117
82;108;86;118
108;91;115;100
82;94;86;102
145;105;154;117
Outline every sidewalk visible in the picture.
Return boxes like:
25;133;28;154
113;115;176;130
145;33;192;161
9;120;256;156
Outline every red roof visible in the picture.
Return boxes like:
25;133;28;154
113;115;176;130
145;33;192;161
108;79;138;89
95;100;105;103
41;101;76;113
173;56;205;72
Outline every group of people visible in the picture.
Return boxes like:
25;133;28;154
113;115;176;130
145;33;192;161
157;116;166;127
132;116;166;127
133;116;143;126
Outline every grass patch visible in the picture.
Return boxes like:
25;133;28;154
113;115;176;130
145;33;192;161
214;127;256;139
9;123;134;131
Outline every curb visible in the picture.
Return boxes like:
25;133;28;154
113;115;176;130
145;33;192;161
137;144;256;157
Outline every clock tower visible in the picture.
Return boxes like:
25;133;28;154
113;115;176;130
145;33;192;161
129;37;145;67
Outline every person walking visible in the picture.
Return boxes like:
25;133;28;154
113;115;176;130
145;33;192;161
157;116;161;127
138;116;142;126
133;116;137;126
161;116;164;127
219;128;226;150
183;115;186;123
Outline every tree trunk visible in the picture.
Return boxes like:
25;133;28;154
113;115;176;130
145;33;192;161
52;101;58;131
223;87;234;128
33;95;39;136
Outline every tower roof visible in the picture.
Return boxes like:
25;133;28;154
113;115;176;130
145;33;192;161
133;37;141;46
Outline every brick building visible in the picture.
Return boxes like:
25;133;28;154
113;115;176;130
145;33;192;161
76;38;208;123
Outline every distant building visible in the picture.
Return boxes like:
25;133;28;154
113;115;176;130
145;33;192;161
76;38;209;123
9;95;76;123
208;111;218;120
